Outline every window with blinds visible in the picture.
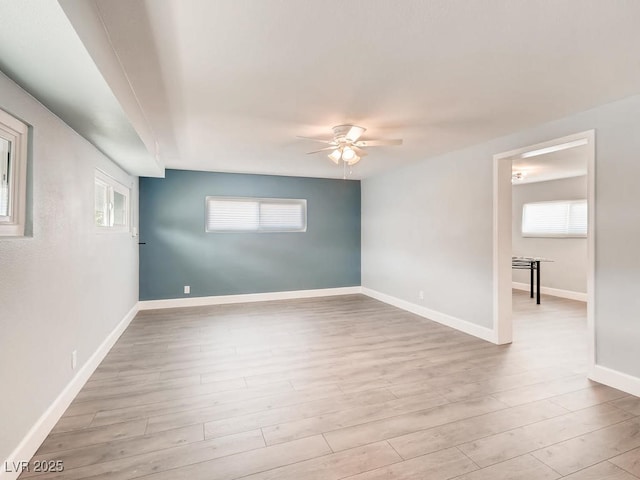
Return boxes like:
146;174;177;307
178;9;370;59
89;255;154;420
206;197;307;233
522;200;587;238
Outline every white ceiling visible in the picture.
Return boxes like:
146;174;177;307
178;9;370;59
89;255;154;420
512;145;588;184
3;0;640;179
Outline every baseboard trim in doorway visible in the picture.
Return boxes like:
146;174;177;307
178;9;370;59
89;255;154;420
0;304;139;480
590;365;640;398
361;287;496;343
137;286;363;311
512;282;587;302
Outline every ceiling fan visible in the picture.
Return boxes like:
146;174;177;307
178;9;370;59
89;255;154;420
298;125;402;166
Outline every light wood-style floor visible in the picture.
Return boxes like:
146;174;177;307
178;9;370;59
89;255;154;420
21;292;640;480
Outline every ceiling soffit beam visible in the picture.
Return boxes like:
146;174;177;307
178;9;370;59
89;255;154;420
58;0;165;176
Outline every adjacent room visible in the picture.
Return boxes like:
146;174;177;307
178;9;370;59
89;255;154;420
510;137;591;381
2;1;640;480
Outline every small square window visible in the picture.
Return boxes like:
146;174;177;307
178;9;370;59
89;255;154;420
0;108;28;237
95;170;130;231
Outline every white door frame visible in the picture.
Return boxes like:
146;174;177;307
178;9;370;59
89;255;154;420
492;130;596;372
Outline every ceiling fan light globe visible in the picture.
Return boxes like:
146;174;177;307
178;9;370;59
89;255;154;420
342;146;356;162
328;149;341;164
347;155;361;166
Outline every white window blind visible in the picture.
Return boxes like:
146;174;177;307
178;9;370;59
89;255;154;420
567;201;587;236
522;200;587;238
206;197;306;232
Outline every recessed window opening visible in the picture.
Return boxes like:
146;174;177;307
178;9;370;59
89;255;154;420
522;199;587;238
95;170;130;231
0;107;28;236
206;196;307;233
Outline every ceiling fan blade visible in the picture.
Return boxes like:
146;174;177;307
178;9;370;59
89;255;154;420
345;125;366;142
354;139;403;147
306;146;336;154
352;146;368;157
297;136;335;144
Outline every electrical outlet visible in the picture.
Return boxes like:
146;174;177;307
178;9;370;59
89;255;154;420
71;350;77;370
419;290;424;300
184;285;191;294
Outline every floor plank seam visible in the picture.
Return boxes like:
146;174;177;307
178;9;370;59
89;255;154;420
531;452;572;478
529;414;640;458
321;432;334;453
385;439;406;461
455;445;482;470
614;462;640;480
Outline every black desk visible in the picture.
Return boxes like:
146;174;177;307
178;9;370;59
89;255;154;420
512;257;552;305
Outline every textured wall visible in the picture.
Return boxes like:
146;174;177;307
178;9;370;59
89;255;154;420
139;170;360;300
512;176;588;293
0;72;138;465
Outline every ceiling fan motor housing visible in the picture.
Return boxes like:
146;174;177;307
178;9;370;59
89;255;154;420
332;124;366;144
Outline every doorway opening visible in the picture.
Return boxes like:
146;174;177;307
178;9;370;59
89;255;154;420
493;131;595;375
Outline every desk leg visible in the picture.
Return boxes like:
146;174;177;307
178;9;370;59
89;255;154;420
530;262;534;298
536;260;541;305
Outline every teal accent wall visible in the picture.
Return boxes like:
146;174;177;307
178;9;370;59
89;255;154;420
139;170;361;300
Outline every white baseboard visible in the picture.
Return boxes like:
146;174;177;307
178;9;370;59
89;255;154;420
589;364;640;398
138;286;363;311
512;282;587;302
1;303;139;480
361;287;496;343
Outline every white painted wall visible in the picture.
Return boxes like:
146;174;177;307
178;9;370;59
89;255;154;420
362;93;640;380
362;150;494;328
512;176;588;293
0;72;139;466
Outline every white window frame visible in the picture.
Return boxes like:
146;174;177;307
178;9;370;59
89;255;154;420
0;108;28;237
95;169;130;232
521;199;587;238
205;196;307;233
